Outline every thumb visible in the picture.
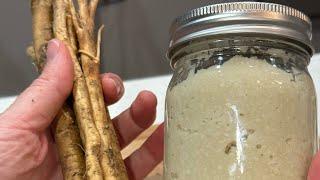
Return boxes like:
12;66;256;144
1;39;74;132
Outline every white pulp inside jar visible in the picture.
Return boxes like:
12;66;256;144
165;48;316;179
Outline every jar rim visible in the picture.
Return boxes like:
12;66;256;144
167;2;314;61
168;36;311;69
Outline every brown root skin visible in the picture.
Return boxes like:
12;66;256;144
55;105;86;180
31;0;53;70
66;15;78;52
26;45;36;64
53;0;103;179
69;0;128;178
89;0;99;23
31;0;85;179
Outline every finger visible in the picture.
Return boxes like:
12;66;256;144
113;91;157;149
1;39;73;132
101;73;124;105
308;151;320;180
125;123;164;180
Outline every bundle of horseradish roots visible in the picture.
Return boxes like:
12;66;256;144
27;0;128;179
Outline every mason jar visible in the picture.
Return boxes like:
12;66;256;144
164;2;317;180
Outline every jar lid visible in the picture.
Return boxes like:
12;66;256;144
168;2;313;59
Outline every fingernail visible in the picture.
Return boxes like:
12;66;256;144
47;39;60;61
107;77;122;96
112;78;122;96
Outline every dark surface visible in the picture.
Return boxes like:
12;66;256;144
258;0;320;16
0;0;319;96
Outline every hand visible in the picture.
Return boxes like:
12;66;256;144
0;40;164;180
308;152;320;179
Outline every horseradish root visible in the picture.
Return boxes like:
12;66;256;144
28;0;128;179
69;0;128;178
30;0;85;179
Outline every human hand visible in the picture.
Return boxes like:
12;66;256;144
308;151;320;179
0;39;164;180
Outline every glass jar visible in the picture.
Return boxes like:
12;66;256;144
164;2;317;180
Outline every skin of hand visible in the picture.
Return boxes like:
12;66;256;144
0;39;164;180
308;152;320;180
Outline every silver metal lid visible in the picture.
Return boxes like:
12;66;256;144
168;2;313;59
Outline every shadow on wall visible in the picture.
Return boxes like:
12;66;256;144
0;0;36;97
0;48;37;96
101;0;126;5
